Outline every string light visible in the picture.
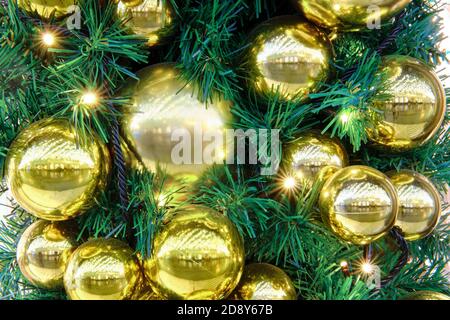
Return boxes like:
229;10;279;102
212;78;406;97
80;91;100;107
361;261;374;274
340;111;350;124
283;176;297;190
41;31;56;47
340;261;348;268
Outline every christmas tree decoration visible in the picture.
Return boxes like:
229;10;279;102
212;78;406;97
144;205;245;300
319;166;398;245
246;15;331;101
17;220;78;289
132;285;164;300
367;56;446;152
230;263;296;300
64;238;142;300
292;0;411;31
18;0;77;19
402;291;450;300
121;63;232;180
5;119;110;221
117;0;173;46
387;170;441;241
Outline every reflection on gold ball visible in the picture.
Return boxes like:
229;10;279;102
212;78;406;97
64;238;142;300
145;205;245;300
292;0;411;31
17;220;78;289
387;170;441;241
402;291;450;300
5;119;110;221
131;285;164;300
319;166;398;245
367;56;446;151
246;16;331;101
231;263;296;300
122;63;232;180
18;0;77;19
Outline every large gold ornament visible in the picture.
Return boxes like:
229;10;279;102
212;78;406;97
367;56;446;151
246;15;331;101
122;63;232;180
18;0;77;19
117;0;173;46
402;291;450;300
231;263;296;300
292;0;411;31
64;238;142;300
17;220;78;289
387;170;441;241
144;205;245;300
5;119;110;221
319;166;398;245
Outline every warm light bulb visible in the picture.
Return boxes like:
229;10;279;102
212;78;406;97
80;91;99;106
283;176;297;190
340;261;348;268
361;262;374;274
340;112;350;124
42;32;56;47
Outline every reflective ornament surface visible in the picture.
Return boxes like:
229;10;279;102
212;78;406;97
387;170;441;241
402;291;450;300
5;119;110;221
231;263;296;300
122;63;232;180
17;220;78;289
117;0;173;46
292;0;411;31
319;166;398;245
246;16;331;101
18;0;77;19
367;56;446;151
64;238;141;300
145;205;245;300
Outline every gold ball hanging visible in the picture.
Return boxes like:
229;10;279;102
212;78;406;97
246;15;331;101
5;119;110;221
231;263;296;300
402;291;450;300
292;0;411;31
144;205;245;300
319;165;398;245
64;238;142;300
367;56;446;152
18;0;77;19
17;220;78;289
387;170;441;241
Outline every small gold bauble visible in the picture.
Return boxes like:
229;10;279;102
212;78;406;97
387;170;441;241
367;56;446;151
144;205;245;300
231;263;296;300
246;15;331;101
319;165;398;245
117;0;173;46
64;238;142;300
121;63;233;180
5;119;110;221
292;0;411;31
402;291;450;300
17;220;78;289
18;0;77;19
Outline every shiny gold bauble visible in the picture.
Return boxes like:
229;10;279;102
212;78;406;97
18;0;77;19
292;0;411;31
387;170;441;241
367;56;446;151
402;291;450;300
117;0;173;46
246;15;331;101
64;238;142;300
122;63;232;180
319;165;398;245
145;205;245;300
231;263;296;300
282;132;348;188
5;119;110;221
17;220;78;289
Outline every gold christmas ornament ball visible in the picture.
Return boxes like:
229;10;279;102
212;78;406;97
292;0;411;31
402;291;450;300
5;119;110;221
367;56;446;152
387;170;441;241
319;166;398;245
246;15;331;101
144;205;245;300
117;0;173;46
64;238;142;300
231;263;296;300
18;0;77;19
122;63;232;180
17;220;78;289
